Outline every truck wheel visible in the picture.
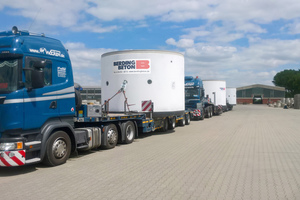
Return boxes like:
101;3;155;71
185;114;191;125
43;131;71;166
200;113;205;120
102;124;118;149
204;111;208;118
169;117;176;130
178;116;185;126
122;121;135;144
210;109;213;118
161;118;169;132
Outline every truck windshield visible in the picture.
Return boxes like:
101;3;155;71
0;58;19;94
185;88;200;99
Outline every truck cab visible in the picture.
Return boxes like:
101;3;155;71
0;27;76;166
185;76;206;120
185;76;218;119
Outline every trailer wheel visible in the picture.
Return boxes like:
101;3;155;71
161;118;169;132
122;121;135;144
169;117;176;130
102;124;118;149
43;131;71;166
178;116;185;126
185;114;191;125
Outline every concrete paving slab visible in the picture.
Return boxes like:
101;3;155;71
0;105;300;200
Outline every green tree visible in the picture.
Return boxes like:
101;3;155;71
273;69;300;97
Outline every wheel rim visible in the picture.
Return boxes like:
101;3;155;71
107;128;117;145
52;137;67;159
182;117;185;124
172;118;176;128
126;125;134;141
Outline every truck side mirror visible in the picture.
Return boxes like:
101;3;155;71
33;60;46;69
31;69;44;89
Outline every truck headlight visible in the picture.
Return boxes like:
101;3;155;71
0;142;23;151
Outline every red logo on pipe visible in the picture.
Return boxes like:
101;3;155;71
136;60;150;69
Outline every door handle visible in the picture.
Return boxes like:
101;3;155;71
49;101;57;109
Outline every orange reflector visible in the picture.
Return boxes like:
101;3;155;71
30;145;33;149
16;142;23;149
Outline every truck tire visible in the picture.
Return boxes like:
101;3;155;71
200;113;204;120
102;124;118;149
169;117;176;130
161;118;169;132
185;114;191;125
122;121;135;144
43;131;71;167
178;116;185;126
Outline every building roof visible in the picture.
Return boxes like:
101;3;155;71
237;84;285;91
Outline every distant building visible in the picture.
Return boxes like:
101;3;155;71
80;86;101;102
237;84;285;104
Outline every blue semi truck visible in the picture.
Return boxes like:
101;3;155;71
0;27;190;167
185;76;222;120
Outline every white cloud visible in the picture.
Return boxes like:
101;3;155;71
181;27;211;39
202;0;300;24
73;24;118;33
64;42;86;49
86;0;207;21
166;38;194;48
2;0;300;88
181;25;245;44
172;38;300;87
1;0;300;29
283;20;300;34
235;23;267;33
0;0;116;33
64;42;116;68
166;38;177;46
167;38;237;62
257;72;271;77
177;39;195;48
2;0;300;39
1;0;87;27
64;42;117;86
73;70;100;86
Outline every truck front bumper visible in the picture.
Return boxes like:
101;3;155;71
0;150;26;167
0;138;26;167
192;109;202;117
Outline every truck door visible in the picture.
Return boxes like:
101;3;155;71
51;60;75;117
23;56;58;130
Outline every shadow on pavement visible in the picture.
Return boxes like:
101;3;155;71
0;164;40;176
138;129;175;139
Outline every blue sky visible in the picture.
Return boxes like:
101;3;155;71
1;0;300;87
